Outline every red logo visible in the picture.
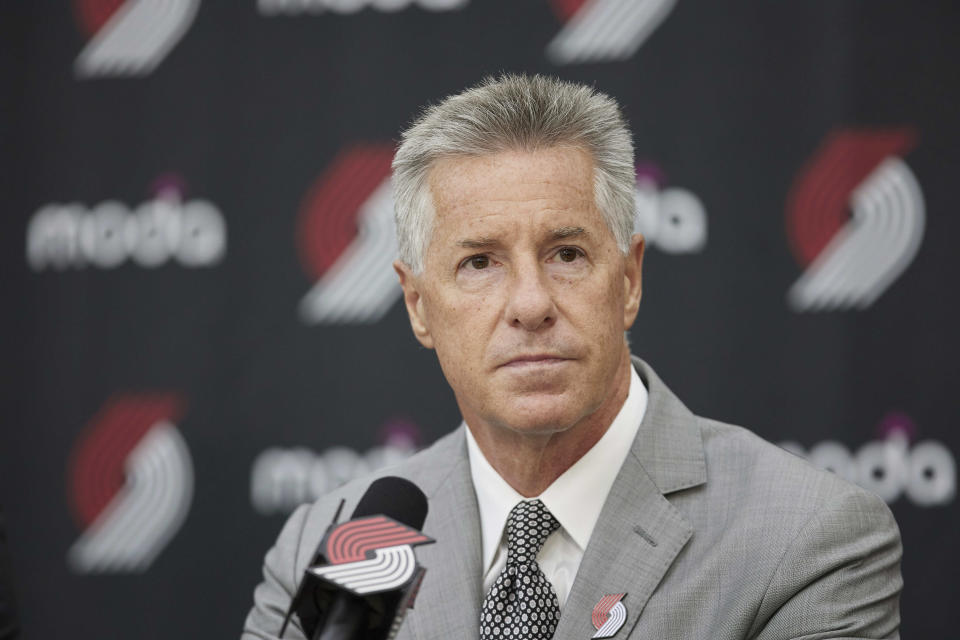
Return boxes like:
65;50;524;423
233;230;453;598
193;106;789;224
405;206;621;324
309;515;433;595
325;515;430;564
67;393;193;573
786;129;925;311
546;0;676;64
591;593;627;638
296;144;400;324
72;0;199;78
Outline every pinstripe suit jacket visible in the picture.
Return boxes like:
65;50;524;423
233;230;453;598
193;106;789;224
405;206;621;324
243;358;902;639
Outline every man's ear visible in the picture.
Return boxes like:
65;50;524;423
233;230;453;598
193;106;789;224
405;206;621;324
394;260;435;349
623;233;644;330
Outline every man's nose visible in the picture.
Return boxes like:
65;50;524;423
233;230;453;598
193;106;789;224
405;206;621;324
504;261;557;331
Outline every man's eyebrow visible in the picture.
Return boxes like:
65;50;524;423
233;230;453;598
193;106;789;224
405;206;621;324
456;237;498;249
551;226;587;240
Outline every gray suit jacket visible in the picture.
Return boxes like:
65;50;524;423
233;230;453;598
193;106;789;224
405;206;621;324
243;358;902;639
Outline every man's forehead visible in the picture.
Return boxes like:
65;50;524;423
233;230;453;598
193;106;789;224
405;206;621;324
455;226;589;249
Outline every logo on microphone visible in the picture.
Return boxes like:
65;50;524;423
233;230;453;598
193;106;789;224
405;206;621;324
546;0;676;64
591;593;627;638
72;0;200;78
310;515;434;595
786;129;925;312
296;144;400;324
67;393;193;573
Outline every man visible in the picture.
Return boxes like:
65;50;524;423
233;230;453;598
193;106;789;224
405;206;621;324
244;74;902;639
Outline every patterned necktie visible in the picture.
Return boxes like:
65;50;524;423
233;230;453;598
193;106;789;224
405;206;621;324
480;499;562;639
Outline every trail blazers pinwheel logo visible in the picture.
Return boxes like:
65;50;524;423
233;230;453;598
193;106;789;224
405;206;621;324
297;144;400;324
67;394;193;573
72;0;200;78
310;515;433;595
591;593;627;638
786;129;925;312
546;0;676;64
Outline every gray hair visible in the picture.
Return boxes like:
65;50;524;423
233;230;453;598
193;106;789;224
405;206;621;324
392;73;635;273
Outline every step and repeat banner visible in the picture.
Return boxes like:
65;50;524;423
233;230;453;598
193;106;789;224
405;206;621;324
1;1;958;638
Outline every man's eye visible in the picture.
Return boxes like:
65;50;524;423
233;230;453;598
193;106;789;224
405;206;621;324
557;247;582;263
467;255;490;269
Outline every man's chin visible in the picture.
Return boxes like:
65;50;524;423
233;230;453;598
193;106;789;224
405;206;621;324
494;360;578;393
491;394;584;436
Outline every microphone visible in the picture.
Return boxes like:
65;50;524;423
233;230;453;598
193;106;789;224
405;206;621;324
281;477;433;640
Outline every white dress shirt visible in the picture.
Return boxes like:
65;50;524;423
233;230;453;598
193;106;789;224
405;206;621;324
464;364;647;609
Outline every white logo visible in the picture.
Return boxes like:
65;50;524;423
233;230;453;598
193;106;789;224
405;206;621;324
27;190;226;271
313;543;420;594
634;175;707;254
547;0;677;65
75;0;200;78
258;0;467;16
251;441;417;515
781;433;955;507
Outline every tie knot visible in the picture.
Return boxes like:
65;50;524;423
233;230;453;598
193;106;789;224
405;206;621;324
505;499;560;565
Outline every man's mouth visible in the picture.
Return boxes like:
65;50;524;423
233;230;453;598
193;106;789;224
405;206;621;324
500;355;572;368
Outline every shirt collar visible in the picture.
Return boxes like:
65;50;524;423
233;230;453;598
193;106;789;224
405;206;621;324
465;364;648;573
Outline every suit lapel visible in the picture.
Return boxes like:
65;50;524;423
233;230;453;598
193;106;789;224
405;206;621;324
553;358;706;639
404;430;483;640
554;454;693;638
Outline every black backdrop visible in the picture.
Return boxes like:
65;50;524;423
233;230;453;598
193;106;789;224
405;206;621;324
1;1;958;638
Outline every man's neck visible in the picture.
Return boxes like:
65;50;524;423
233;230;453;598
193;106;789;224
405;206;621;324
466;355;633;497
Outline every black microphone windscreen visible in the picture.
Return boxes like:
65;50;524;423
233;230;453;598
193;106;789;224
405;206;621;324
351;476;428;530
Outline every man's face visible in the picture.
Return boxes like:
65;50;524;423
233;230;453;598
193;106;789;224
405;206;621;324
395;146;644;439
